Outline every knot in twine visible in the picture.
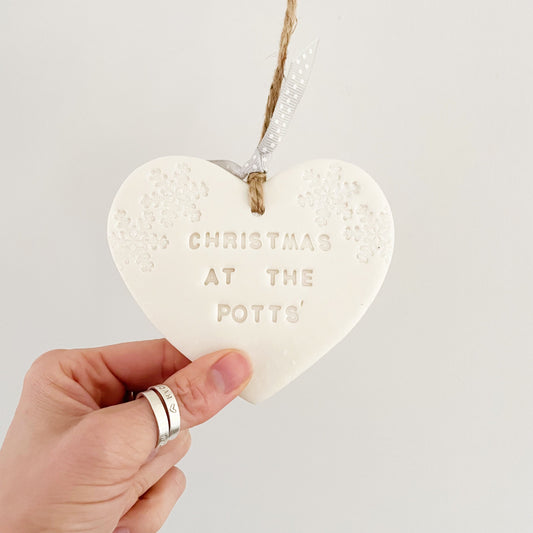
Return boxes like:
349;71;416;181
247;0;297;215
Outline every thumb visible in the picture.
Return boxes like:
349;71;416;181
93;349;253;457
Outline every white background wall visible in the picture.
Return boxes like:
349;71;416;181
1;1;532;531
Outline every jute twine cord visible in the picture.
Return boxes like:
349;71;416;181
247;171;268;215
248;0;298;215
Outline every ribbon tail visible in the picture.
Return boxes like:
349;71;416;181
241;38;319;181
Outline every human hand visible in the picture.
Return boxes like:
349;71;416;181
0;339;252;533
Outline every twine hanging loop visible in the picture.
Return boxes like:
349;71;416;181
248;0;298;215
210;1;317;215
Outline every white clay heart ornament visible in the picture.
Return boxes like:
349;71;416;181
107;156;394;403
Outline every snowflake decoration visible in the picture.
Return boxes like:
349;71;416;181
344;205;393;263
297;165;361;227
297;165;392;264
109;163;208;272
109;209;169;272
140;163;209;226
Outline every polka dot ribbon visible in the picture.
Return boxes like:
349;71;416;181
212;39;319;181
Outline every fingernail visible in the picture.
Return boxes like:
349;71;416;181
113;528;130;533
209;352;252;394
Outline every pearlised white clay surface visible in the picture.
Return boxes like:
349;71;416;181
107;157;394;403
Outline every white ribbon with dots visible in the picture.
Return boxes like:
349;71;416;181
211;39;319;181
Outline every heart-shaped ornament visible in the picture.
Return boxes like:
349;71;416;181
108;156;394;403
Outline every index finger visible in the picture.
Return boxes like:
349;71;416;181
35;338;191;408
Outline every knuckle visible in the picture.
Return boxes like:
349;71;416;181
169;467;187;494
25;349;64;382
172;374;212;423
173;429;192;458
163;430;191;466
181;429;192;452
132;471;151;498
23;349;68;400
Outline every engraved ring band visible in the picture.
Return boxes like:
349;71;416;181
136;387;177;448
148;384;181;440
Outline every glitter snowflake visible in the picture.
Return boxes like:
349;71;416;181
296;165;361;227
109;209;169;272
140;164;209;226
344;205;393;263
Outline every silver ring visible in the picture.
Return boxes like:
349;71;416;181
149;385;181;440
136;390;170;447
